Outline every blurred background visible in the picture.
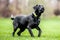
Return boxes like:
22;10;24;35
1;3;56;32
0;0;60;40
0;0;60;18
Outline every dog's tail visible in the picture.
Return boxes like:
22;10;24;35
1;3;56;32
11;14;14;20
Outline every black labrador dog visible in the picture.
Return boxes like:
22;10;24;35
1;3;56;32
11;4;44;37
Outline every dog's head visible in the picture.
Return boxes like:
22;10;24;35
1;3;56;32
33;4;45;16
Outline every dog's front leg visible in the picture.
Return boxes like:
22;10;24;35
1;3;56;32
36;27;42;37
27;26;34;37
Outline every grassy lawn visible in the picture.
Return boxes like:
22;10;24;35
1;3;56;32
0;17;60;40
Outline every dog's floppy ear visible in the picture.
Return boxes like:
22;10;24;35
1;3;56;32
33;4;38;10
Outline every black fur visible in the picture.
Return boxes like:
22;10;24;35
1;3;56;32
11;4;44;37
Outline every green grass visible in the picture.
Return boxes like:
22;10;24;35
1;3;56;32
0;17;60;40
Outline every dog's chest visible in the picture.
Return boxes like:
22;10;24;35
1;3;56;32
30;21;39;28
29;18;40;25
30;20;40;29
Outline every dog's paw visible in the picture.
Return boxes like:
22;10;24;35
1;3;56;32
38;36;40;37
31;35;34;37
17;33;20;36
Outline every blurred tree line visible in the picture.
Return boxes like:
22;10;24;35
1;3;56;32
0;0;60;18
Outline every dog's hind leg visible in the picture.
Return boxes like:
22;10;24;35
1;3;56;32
36;27;42;37
17;28;25;36
12;27;18;36
12;22;18;36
